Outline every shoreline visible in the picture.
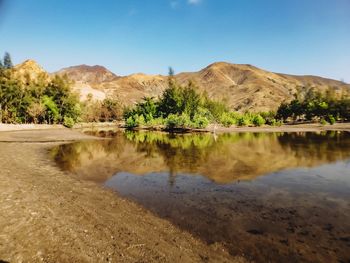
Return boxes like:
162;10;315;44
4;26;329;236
1;122;350;137
0;131;240;262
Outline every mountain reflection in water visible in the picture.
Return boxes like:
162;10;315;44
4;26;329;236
52;131;350;184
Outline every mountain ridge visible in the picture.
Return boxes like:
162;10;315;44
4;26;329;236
14;60;350;112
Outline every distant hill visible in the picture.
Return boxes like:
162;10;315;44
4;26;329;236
13;59;49;82
14;60;350;112
57;64;119;84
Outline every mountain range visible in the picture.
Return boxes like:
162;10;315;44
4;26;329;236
14;60;350;112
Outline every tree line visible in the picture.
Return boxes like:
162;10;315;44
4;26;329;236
0;52;123;127
123;68;280;129
276;88;350;124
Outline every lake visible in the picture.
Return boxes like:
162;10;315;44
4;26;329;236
52;131;350;263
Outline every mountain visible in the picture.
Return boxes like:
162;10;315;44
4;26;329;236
54;62;349;112
13;59;49;82
174;62;349;111
57;64;119;84
55;65;122;101
15;60;350;112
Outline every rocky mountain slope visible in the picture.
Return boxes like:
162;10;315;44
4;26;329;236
14;60;350;112
55;62;349;112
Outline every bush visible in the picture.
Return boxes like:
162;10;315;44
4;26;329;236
134;114;145;126
252;114;266;127
320;119;328;125
63;116;75;128
145;117;165;127
165;113;191;129
260;111;277;125
237;115;251;126
326;115;336;125
220;112;236;127
125;116;137;129
192;114;209;129
270;119;283;126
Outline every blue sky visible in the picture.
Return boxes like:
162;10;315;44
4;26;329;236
0;0;349;82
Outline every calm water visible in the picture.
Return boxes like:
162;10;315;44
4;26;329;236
52;131;350;263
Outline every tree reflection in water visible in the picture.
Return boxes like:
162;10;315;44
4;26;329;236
52;131;350;184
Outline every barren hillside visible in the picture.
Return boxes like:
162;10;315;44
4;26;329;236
13;60;349;112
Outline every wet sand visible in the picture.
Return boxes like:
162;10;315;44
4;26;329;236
204;123;350;133
0;129;239;263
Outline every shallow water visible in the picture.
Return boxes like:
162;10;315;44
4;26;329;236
52;131;350;262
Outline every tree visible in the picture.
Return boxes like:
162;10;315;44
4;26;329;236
168;67;175;77
27;102;45;124
182;82;201;119
3;52;13;69
276;102;291;121
159;82;183;117
101;97;123;121
42;96;60;124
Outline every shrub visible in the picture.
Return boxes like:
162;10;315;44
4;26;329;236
260;111;277;125
270;119;283;126
252;114;266;127
326;115;336;125
125;116;137;129
134;114;145;126
145;117;165;127
165;113;191;129
320;119;328;125
63;116;75;128
237;115;251;126
220;112;236;127
192;114;209;129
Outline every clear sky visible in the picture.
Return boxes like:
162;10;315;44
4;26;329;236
0;0;349;82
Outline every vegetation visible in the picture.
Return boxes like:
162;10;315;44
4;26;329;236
80;95;123;123
123;68;350;130
0;53;81;125
276;88;350;124
123;68;272;130
123;69;218;130
0;52;124;127
1;53;349;130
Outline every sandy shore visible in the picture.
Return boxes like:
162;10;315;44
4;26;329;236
0;129;101;142
204;123;350;133
0;129;242;263
1;122;350;134
0;124;65;132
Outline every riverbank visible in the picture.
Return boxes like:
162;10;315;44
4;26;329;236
1;122;350;135
0;128;100;142
130;122;350;134
204;122;350;133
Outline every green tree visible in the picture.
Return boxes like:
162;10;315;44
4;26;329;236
182;82;201;119
42;96;60;124
158;82;183;117
3;52;13;69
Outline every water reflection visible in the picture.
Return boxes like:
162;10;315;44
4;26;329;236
52;131;350;262
52;131;350;184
